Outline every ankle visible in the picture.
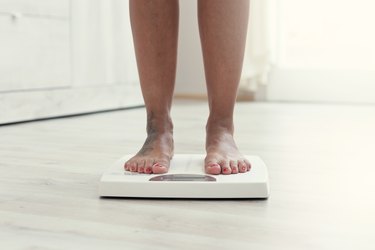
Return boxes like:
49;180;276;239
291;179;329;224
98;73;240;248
146;114;173;136
206;116;234;135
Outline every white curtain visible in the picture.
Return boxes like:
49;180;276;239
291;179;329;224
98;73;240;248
240;0;272;95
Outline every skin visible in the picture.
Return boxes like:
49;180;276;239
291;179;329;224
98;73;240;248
125;0;251;175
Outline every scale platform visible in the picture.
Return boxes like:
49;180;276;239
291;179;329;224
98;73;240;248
99;154;269;199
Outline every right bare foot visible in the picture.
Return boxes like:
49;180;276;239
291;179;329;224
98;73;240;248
124;118;174;174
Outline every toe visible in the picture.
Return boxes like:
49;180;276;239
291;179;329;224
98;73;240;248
124;161;131;171
244;159;251;171
205;162;221;175
230;160;238;174
137;159;145;173
220;161;232;175
238;160;247;173
152;160;169;174
144;159;154;174
129;162;138;172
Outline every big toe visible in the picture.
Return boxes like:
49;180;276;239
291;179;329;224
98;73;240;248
205;162;221;175
152;161;169;174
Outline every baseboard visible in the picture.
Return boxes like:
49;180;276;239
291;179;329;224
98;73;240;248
0;84;144;124
174;91;255;102
268;68;375;104
173;93;208;100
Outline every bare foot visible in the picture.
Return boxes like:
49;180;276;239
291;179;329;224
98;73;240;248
124;119;174;174
205;121;251;175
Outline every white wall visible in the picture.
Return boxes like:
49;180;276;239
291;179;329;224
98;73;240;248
174;1;266;98
71;0;138;87
175;1;206;96
0;0;143;124
267;0;375;104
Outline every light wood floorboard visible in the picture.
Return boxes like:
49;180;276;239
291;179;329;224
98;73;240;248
1;101;374;250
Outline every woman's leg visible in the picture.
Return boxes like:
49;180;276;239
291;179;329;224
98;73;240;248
125;0;179;174
198;0;250;174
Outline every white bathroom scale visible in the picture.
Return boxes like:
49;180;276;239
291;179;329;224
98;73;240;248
99;154;269;199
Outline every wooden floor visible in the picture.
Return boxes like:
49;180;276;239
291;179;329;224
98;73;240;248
1;100;374;250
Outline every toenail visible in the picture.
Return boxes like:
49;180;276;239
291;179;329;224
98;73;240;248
242;166;246;171
131;166;136;171
223;168;228;172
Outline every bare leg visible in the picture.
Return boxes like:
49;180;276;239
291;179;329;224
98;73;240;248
198;0;250;174
125;0;179;174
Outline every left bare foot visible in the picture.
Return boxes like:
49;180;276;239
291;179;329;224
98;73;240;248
205;121;251;175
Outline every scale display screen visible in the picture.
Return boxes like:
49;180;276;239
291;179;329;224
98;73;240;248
149;174;216;182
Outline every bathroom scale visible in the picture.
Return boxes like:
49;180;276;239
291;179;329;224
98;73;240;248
98;154;269;199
